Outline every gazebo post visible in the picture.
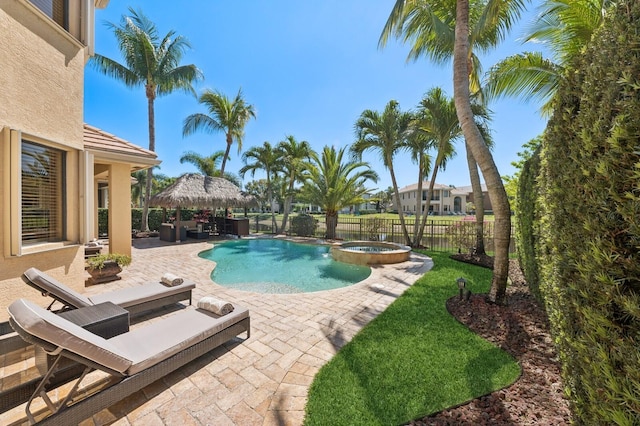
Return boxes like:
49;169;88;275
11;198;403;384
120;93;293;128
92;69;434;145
175;206;182;242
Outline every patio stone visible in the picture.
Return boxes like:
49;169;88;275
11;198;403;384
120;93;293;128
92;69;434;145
1;237;432;425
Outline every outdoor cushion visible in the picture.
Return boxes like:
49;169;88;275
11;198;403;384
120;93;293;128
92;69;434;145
22;267;195;311
89;281;195;308
23;268;93;308
110;306;249;375
7;299;131;374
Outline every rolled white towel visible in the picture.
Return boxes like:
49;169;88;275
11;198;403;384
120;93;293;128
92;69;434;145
197;296;234;316
161;273;184;287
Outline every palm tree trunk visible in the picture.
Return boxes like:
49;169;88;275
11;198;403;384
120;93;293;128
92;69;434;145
466;143;486;254
142;93;156;232
326;211;338;239
389;165;412;246
416;167;440;245
280;178;295;234
267;177;278;234
453;0;510;305
413;158;425;245
220;134;232;175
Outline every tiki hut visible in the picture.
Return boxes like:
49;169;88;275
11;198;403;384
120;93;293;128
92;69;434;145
149;173;255;239
150;173;253;208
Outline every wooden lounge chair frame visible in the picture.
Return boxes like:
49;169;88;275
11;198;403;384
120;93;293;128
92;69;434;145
8;300;250;425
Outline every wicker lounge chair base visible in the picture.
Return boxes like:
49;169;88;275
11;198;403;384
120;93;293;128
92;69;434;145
8;299;250;425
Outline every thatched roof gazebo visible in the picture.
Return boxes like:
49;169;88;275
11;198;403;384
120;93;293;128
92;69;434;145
150;173;254;208
149;173;255;239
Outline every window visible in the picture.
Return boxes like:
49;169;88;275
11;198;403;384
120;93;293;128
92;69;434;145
29;0;67;29
21;140;66;245
431;191;440;201
443;190;449;198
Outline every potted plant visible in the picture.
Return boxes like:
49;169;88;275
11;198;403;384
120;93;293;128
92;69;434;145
86;253;132;285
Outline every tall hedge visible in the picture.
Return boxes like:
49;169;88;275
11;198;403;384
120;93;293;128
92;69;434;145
538;1;640;423
515;145;542;305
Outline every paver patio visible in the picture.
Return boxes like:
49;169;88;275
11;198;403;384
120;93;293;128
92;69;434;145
1;236;432;426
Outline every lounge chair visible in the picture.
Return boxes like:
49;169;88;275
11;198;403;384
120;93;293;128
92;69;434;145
22;267;195;317
7;298;250;425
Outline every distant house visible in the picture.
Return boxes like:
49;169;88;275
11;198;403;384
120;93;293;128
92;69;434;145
0;1;158;320
397;182;492;215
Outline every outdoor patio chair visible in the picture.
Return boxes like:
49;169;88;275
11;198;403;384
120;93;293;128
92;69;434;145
21;267;195;317
7;298;250;425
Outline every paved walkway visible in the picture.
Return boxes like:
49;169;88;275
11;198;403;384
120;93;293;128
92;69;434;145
7;236;433;426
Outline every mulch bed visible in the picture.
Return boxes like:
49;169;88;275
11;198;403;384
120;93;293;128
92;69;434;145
409;255;572;425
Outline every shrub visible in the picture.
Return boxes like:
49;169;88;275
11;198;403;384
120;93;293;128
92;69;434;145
515;145;543;305
538;2;640;422
86;253;131;270
290;214;317;237
362;217;389;241
444;221;492;254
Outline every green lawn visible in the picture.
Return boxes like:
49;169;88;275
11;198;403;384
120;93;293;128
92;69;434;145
304;251;520;426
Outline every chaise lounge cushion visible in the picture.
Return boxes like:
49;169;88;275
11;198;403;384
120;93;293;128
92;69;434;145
22;267;196;312
23;268;93;308
89;281;195;309
8;299;249;376
110;306;249;375
8;299;131;374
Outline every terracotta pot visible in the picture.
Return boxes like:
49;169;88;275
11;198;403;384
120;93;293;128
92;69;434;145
87;260;123;285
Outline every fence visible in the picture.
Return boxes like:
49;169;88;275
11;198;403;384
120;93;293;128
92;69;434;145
247;214;516;253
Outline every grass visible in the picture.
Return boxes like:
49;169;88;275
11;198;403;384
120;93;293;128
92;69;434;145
304;251;520;426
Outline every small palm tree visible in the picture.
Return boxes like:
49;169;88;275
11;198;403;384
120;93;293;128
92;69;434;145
179;150;241;187
411;88;492;248
300;146;378;240
183;88;256;175
179;150;225;177
277;135;312;233
352;100;413;246
91;7;202;231
239;142;282;233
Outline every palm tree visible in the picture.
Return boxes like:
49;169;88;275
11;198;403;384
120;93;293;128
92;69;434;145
351;100;413;246
412;89;493;249
484;0;614;115
131;170;148;208
409;87;457;245
277;135;312;233
179;150;225;177
453;0;513;304
300;146;378;240
179;150;241;186
239;142;281;233
382;0;525;304
183;88;256;175
91;8;202;231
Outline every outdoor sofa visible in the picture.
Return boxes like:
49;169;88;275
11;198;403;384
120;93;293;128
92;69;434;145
7;297;250;425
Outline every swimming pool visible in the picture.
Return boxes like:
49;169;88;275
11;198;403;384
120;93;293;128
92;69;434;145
199;238;371;293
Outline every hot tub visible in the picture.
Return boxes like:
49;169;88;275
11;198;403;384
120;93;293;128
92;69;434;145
330;241;411;265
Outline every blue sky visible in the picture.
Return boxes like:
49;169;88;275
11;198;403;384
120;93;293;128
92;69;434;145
84;1;548;192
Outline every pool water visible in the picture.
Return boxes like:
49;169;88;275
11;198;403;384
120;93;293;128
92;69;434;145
199;238;371;293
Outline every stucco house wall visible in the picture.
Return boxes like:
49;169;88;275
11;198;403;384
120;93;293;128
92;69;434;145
0;1;109;320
